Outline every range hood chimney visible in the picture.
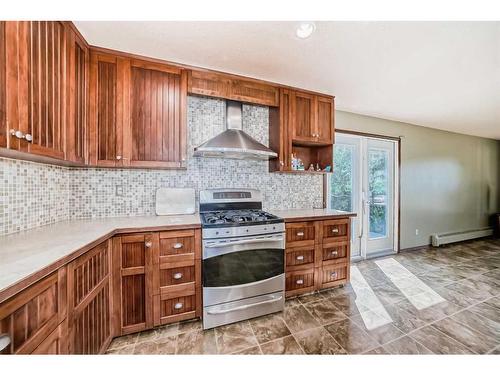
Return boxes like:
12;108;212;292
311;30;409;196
193;100;277;160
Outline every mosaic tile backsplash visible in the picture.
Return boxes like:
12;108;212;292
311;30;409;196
1;96;323;235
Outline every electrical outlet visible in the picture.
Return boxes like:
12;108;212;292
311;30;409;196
115;185;124;197
415;229;419;236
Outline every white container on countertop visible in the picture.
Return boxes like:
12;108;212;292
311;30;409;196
155;188;196;215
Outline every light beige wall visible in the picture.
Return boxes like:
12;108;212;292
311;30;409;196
336;110;500;249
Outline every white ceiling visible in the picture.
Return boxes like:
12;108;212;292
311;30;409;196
74;21;500;139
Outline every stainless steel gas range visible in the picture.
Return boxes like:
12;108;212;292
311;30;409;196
199;188;285;329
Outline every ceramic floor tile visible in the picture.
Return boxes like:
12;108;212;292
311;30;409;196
432;318;499;354
260;335;303;354
468;303;500;324
409;326;474;354
451;309;500;338
383;302;428;333
136;324;179;344
294;327;347;355
364;346;389;354
232;346;262;355
133;336;177;354
281;305;320;333
249;313;291;344
324;318;379;354
484;296;500;310
214;321;259;354
383;335;433;354
303;299;348;325
106;345;135;354
349;314;405;345
107;333;138;350
297;291;325;304
328;293;371;317
176;329;217;354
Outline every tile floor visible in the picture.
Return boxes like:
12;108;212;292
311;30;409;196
107;238;500;355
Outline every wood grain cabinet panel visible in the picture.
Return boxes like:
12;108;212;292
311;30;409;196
0;269;66;354
0;21;6;148
269;88;291;172
285;222;316;248
322;241;349;263
285;246;315;270
322;219;350;243
187;70;231;99
230;79;279;107
292;91;316;142
285;269;315;297
127;60;187;168
67;240;112;354
316;96;334;144
321;264;348;289
31;320;68;354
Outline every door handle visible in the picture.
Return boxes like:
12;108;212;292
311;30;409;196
205;236;283;248
206;295;283;315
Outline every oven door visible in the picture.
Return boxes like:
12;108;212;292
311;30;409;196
203;233;285;306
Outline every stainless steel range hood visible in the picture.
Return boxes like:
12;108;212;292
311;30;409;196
193;100;277;160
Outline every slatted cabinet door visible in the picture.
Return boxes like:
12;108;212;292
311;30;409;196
0;268;67;354
67;240;112;354
126;59;187;168
112;233;156;335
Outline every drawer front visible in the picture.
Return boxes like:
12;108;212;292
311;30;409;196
286;222;316;247
321;264;348;285
322;241;349;262
285;247;315;269
322;219;349;241
160;265;196;288
155;292;197;325
159;232;195;257
285;269;315;292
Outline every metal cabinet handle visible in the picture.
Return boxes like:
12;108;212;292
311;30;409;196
331;228;339;233
296;255;304;261
331;250;338;256
296;279;304;285
173;243;183;249
0;334;11;352
174;302;183;310
279;160;284;166
296;231;304;237
173;272;183;280
10;129;32;142
144;241;153;248
330;272;338;278
116;155;122;160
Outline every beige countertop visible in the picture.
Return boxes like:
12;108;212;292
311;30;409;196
0;214;200;301
270;208;356;221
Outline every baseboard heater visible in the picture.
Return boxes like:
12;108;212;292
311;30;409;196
431;227;493;247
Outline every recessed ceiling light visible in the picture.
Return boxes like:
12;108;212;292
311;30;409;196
296;22;316;39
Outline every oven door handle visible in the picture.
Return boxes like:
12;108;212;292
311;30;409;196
206;295;283;315
205;236;283;248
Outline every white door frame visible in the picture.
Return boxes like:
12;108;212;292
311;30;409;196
328;132;399;261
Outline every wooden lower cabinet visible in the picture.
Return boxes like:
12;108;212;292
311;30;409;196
0;268;67;354
67;240;112;354
285;218;351;297
32;320;68;354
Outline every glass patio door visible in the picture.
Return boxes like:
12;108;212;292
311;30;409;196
329;134;398;260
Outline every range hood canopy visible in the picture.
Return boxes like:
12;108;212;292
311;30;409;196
193;100;277;160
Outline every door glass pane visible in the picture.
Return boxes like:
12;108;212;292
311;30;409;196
368;149;388;239
330;144;354;212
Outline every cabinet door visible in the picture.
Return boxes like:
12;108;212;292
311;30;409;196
0;21;6;148
67;240;112;354
0;269;66;354
25;21;67;159
66;27;88;164
112;233;156;335
126;59;187;168
269;88;292;172
292;91;316;142
316;96;334;144
89;52;125;166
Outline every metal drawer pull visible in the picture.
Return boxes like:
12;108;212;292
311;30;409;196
173;272;183;280
206;295;283;315
296;255;304;261
296;232;304;237
331;228;339;233
296;279;304;285
330;272;338;278
144;241;153;248
0;334;11;352
331;250;338;256
174;302;183;310
205;236;283;248
173;243;183;249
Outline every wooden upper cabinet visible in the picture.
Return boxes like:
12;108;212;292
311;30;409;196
269;88;291;172
0;22;6;148
66;27;88;164
127;60;187;168
188;69;279;107
316;95;334;144
292;91;316;142
25;21;67;160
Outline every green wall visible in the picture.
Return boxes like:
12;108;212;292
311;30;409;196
335;110;500;249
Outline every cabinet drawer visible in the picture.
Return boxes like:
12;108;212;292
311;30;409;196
322;219;349;241
322;241;349;263
160;265;195;288
154;292;197;325
159;230;195;257
286;222;316;247
285;269;315;293
285;247;315;269
321;264;348;287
